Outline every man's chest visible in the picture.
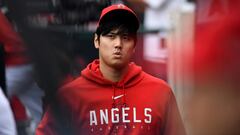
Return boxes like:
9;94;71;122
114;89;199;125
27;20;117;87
72;86;166;134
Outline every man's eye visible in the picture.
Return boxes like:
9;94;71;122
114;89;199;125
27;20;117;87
123;36;129;39
107;34;115;38
123;35;131;41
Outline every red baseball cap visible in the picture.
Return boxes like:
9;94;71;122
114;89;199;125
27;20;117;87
98;4;140;31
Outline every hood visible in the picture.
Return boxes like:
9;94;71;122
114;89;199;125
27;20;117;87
81;59;144;88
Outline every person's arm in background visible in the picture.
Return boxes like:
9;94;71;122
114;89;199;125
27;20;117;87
127;0;169;11
0;87;17;135
126;0;148;13
0;11;26;62
0;11;33;97
142;0;169;9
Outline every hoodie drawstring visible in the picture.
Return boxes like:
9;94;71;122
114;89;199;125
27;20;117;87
110;84;128;134
123;84;127;107
112;84;116;108
112;84;127;108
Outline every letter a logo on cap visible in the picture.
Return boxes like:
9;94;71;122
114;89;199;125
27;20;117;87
98;4;140;30
117;4;125;9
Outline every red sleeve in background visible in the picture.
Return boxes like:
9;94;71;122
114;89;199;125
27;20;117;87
0;11;28;66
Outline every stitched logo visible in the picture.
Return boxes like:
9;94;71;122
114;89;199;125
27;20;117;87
112;94;124;100
117;4;125;9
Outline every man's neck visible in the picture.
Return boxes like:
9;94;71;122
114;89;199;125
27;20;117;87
100;62;128;82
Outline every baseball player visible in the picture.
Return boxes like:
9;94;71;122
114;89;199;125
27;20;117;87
37;4;185;135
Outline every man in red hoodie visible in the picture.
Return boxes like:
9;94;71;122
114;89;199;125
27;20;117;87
37;4;186;135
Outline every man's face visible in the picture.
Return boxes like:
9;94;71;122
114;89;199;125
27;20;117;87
94;29;136;69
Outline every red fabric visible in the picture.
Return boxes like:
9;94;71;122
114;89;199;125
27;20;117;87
195;0;240;81
10;96;28;121
0;11;28;66
81;59;143;87
37;59;185;135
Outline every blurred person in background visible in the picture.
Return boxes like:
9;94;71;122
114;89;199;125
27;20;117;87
37;4;185;135
188;1;240;134
0;9;44;135
0;36;16;134
0;87;17;135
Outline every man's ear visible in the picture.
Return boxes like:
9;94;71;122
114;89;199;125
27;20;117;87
132;42;137;53
94;34;100;49
133;47;136;53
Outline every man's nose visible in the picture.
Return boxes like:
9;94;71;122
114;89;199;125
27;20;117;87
114;36;122;48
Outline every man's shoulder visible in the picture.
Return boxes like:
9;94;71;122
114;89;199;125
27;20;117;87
58;76;86;93
141;71;172;91
142;71;168;84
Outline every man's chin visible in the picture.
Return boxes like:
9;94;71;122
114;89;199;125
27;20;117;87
110;61;126;69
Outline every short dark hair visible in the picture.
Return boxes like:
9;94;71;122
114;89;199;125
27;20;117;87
95;10;138;43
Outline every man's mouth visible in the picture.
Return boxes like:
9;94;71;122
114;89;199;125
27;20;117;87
114;52;121;55
113;51;122;58
113;49;121;55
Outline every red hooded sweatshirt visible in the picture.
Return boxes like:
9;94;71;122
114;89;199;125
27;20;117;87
37;59;185;135
0;11;28;66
